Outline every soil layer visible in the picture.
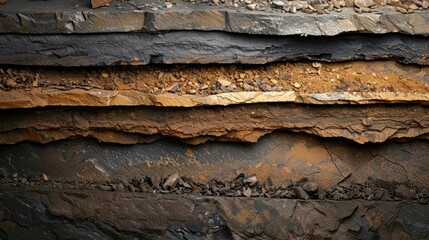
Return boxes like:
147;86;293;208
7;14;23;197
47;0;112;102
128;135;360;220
1;61;428;108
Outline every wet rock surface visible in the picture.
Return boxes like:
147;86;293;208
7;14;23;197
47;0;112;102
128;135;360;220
1;33;428;66
1;104;428;144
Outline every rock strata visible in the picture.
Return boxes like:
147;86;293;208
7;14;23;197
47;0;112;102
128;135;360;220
1;104;428;144
1;33;427;66
1;61;428;108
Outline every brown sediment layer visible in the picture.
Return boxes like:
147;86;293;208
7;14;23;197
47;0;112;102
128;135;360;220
1;104;428;145
1;61;428;108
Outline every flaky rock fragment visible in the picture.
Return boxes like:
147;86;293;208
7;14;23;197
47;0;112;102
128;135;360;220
354;0;375;7
91;0;111;8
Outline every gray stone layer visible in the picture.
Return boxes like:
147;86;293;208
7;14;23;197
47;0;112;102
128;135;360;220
1;32;428;66
0;0;428;36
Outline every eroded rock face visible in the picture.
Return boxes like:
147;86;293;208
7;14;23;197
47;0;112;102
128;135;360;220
0;188;428;239
1;104;428;144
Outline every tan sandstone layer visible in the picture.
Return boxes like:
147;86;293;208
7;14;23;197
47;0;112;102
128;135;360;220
1;61;428;108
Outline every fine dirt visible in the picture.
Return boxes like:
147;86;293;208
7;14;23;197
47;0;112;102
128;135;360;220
1;61;428;95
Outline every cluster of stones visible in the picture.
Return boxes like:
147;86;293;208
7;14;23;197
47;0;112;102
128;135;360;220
0;68;41;90
87;0;429;14
2;173;428;204
265;0;429;14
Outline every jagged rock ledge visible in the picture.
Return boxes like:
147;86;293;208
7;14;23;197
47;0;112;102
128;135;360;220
1;33;428;66
1;0;428;36
1;103;428;144
1;89;429;109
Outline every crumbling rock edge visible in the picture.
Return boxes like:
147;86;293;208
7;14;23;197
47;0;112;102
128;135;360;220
1;103;428;145
0;188;428;239
1;89;429;109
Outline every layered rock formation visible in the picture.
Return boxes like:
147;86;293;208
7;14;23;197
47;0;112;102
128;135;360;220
0;1;428;239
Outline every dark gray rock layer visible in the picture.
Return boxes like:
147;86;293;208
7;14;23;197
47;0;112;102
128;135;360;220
1;132;428;189
0;32;428;66
1;188;428;239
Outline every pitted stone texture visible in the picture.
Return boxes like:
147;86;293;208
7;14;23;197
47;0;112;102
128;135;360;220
0;0;428;36
0;33;428;66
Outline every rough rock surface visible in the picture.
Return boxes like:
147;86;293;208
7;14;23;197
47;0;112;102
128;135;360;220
1;188;428;239
0;0;428;36
0;33;428;66
1;132;428;188
1;104;428;144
